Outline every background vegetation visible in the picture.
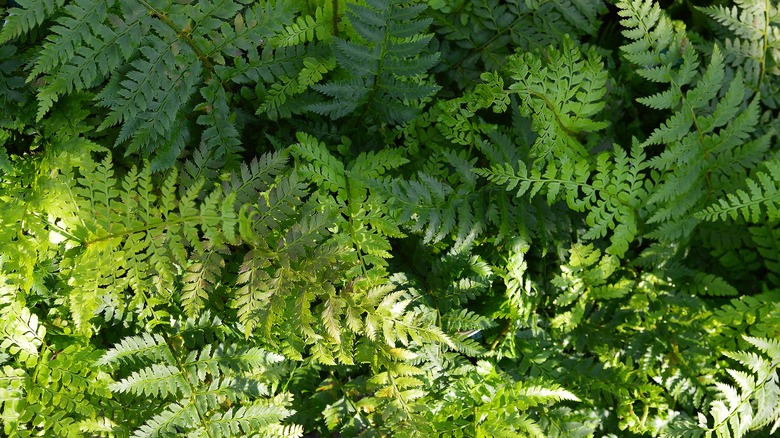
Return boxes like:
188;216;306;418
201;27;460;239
1;0;780;436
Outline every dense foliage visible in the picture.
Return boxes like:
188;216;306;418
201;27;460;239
2;0;780;436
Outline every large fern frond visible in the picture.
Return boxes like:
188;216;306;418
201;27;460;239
309;0;440;125
618;0;767;243
98;314;294;437
42;152;249;333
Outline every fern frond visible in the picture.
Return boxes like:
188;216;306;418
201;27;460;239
195;80;243;168
617;0;680;69
310;0;440;124
377;171;480;246
44;153;247;332
29;0;115;82
506;35;608;163
184;344;285;380
110;363;188;398
0;0;66;44
515;383;581;407
1;307;45;368
130;402;196;438
264;423;306;437
699;0;780;92
697;160;780;222
619;0;768;241
478;143;647;257
206;402;296;437
547;0;604;36
644;47;724;147
6;0;295;166
290;132;346;194
705;335;780;438
223;150;291;207
181;246;228;318
97;333;171;368
234;249;274;335
746;224;780;286
580;143;649;256
271;14;323;47
99;315;297;437
97;35;203;160
34;1;147;120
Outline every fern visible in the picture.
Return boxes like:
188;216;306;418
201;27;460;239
712;290;780;349
699;0;780;105
45;154;234;333
97;313;298;437
0;0;66;43
505;35;608;164
376;170;482;247
749;223;780;286
618;0;770;244
0;45;26;116
6;0;780;436
697;160;780;223
414;360;580;437
290;132;407;275
0;283;113;437
10;0;295;167
429;0;606;88
270;6;333;48
699;335;780;437
477;142;648;257
308;0;440;125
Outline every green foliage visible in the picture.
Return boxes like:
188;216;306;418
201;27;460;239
97;313;300;437
618;0;773;244
42;150;241;334
477;142;648;257
308;0;440;124
3;0;780;436
697;160;780;223
699;0;780;106
506;35;608;163
668;335;780;437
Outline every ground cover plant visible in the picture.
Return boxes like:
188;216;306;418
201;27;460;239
1;0;780;436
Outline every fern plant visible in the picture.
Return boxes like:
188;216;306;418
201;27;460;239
697;159;780;223
96;313;301;437
2;0;295;168
667;335;780;438
5;0;780;436
617;0;772;243
699;0;780;106
308;0;440;125
39;148;243;334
